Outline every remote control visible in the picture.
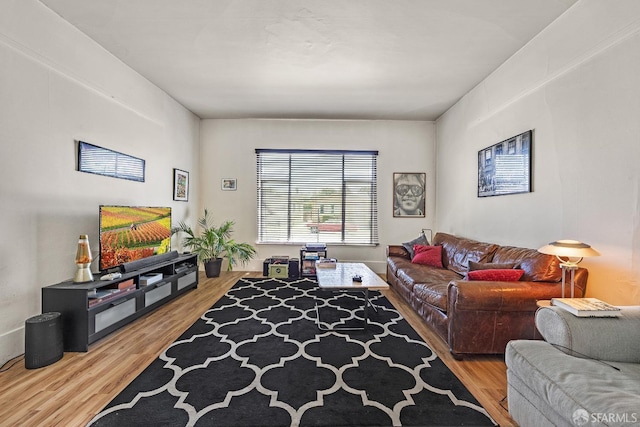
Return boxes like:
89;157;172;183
352;275;362;282
100;272;122;281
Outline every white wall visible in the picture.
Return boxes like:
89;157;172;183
199;119;435;273
436;0;640;305
0;0;200;365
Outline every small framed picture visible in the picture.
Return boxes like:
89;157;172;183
222;178;237;191
173;168;189;201
393;172;426;217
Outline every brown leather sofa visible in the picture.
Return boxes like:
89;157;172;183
386;232;588;358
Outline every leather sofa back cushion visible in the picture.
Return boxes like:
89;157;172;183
492;246;562;282
412;245;443;268
433;232;499;275
467;269;524;281
468;261;517;270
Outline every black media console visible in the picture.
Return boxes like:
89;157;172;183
42;251;198;352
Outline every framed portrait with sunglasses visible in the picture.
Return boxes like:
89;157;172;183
393;173;426;217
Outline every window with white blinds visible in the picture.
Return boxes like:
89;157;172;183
256;149;379;245
78;141;145;182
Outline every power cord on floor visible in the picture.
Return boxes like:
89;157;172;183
0;353;24;373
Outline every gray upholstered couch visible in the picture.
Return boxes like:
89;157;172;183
506;306;640;427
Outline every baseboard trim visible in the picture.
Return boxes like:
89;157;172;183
0;326;25;367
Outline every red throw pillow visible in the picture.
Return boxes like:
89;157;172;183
467;269;524;281
411;245;443;268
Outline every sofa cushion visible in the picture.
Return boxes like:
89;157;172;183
411;245;443;267
467;269;524;281
413;282;450;312
491;245;562;282
506;340;640;424
468;260;517;271
433;233;499;275
402;234;429;259
394;263;462;312
536;306;640;363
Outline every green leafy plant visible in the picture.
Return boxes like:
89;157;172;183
171;209;256;271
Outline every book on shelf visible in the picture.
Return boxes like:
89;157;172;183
305;242;326;251
88;283;136;307
304;252;320;260
89;289;116;299
140;273;163;286
175;265;189;273
550;297;621;317
104;278;135;290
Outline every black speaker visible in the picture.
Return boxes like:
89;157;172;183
121;250;179;273
25;312;63;369
288;258;299;278
263;258;272;276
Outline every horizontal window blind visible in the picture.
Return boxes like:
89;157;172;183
78;141;145;182
256;149;379;245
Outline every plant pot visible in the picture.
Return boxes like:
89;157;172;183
204;258;223;278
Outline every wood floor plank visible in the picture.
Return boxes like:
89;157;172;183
0;271;516;426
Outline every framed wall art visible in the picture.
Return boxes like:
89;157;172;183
393;172;426;217
222;178;237;191
173;168;189;201
478;130;532;197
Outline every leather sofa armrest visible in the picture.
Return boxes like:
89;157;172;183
387;245;410;259
448;280;568;312
536;305;640;363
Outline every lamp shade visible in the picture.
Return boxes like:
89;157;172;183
539;240;600;298
538;240;600;263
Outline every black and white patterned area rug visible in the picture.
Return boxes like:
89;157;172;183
89;278;495;427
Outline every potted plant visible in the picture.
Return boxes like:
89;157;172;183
171;209;257;277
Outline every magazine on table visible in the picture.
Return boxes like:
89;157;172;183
315;258;338;268
551;297;621;317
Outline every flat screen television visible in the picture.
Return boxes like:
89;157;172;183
99;205;172;271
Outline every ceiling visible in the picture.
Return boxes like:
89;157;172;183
40;0;577;121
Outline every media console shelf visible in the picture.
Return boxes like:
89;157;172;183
42;251;198;352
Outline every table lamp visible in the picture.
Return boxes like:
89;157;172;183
73;234;94;283
538;240;600;298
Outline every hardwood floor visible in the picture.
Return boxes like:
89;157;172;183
0;272;516;426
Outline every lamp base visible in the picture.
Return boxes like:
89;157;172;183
74;264;94;283
560;264;578;298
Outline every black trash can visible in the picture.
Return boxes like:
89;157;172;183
24;312;63;369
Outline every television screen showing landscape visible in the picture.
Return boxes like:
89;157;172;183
99;206;171;271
